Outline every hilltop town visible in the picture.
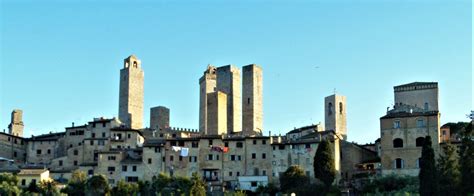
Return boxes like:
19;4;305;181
1;55;472;194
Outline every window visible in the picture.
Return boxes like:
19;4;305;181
108;167;115;172
279;145;285;150
237;172;240;176
122;165;127;172
251;181;258;187
393;138;403;148
74;150;78;155
178;141;185;147
238;155;242;161
148;158;152;164
74;160;78;166
192;142;199;148
88;170;93;175
170;141;177;146
98;140;105;146
102;132;106;137
252;153;256;159
208;154;213;161
92;133;95;138
209;140;213;146
416;137;425;147
442;130;447;136
132;165;137;171
216;155;220;160
262;170;267;176
417;119;425;128
305;144;311;149
108;156;116;161
229;171;233;176
126;176;139;182
262;153;266;159
102;122;106;127
328;102;333;115
247;98;250;104
170;155;174;162
13;152;17;157
339;102;343;114
155;147;161;153
59;160;63;166
394;158;404;169
90;140;94;145
262;140;266;145
236;142;243;148
47;149;51;154
189;156;197;162
128;134;131;139
424;102;429;110
253;140;257;145
393;120;401;129
36;150;41;155
231;155;236;161
21;179;26;186
179;156;183;161
225;142;229;147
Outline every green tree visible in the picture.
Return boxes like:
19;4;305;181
0;173;21;196
111;180;139;196
190;172;206;196
38;180;59;196
62;170;87;196
86;174;109;196
438;142;461;195
419;136;438;196
279;165;309;193
151;173;171;194
460;122;474;194
26;181;40;193
313;140;336;188
138;180;152;196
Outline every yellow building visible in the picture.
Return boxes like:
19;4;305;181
17;168;51;187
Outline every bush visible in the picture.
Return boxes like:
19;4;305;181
361;175;419;194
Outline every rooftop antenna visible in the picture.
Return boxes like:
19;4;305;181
333;88;337;95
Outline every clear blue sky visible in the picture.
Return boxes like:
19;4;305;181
0;0;472;144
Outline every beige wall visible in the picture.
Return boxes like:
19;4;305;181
242;64;263;135
119;55;144;129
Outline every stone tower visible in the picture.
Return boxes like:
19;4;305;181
150;106;170;131
242;64;263;135
207;91;228;135
216;65;242;133
8;109;24;137
199;65;217;134
118;55;144;129
325;94;347;140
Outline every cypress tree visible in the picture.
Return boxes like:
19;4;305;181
438;142;461;195
460;122;474;194
419;136;438;196
313;139;336;188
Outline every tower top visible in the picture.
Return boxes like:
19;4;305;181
123;54;141;69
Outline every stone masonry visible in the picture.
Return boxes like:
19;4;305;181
242;64;263;135
119;55;144;129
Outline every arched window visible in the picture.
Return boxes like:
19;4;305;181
416;137;425;147
328;102;333;115
393;138;403;148
394;158;404;169
339;102;343;114
133;61;138;68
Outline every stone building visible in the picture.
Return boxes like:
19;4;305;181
8;109;24;137
119;55;144;129
379;82;441;176
150;106;170;131
325;94;347;140
207;91;228;135
199;65;217;135
216;65;242;134
242;64;263;136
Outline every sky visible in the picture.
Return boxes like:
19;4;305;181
0;0;472;144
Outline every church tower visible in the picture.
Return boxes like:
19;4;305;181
119;55;144;129
324;94;347;140
8;109;24;137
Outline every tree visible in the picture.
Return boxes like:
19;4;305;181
86;174;109;196
62;170;87;196
279;165;309;193
0;173;21;196
419;136;438;196
138;180;152;196
314;140;336;188
151;173;171;194
39;180;59;196
111;180;139;196
460;122;474;194
190;172;206;196
438;142;461;195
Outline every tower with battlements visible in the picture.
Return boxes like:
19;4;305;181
8;109;24;137
118;55;144;129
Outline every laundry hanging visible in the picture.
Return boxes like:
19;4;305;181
180;148;189;157
172;146;182;152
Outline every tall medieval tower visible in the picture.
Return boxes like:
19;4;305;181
8;109;24;137
324;94;347;140
199;65;217;135
119;55;144;129
216;65;242;133
242;64;263;135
